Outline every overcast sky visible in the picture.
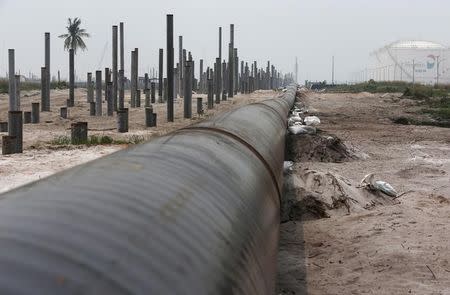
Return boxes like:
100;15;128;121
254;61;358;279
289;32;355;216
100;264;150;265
0;0;449;83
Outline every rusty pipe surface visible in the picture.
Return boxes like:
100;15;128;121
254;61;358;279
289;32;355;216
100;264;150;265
0;85;297;295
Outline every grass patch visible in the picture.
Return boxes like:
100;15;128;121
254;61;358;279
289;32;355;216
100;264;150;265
113;135;146;145
420;96;450;123
327;80;450;128
392;116;450;128
87;135;113;145
329;80;412;94
423;108;450;120
328;80;450;99
50;134;146;146
0;79;68;94
51;135;72;145
393;117;410;125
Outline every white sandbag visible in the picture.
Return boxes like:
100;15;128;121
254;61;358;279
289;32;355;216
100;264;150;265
288;116;303;126
304;116;321;126
288;125;316;135
373;181;398;198
293;105;308;114
359;173;398;197
291;110;301;116
283;161;294;173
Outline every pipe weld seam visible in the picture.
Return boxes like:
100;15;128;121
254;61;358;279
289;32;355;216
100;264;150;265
251;102;289;128
177;126;282;204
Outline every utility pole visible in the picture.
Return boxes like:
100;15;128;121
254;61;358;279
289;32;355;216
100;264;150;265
400;63;403;81
436;56;440;86
331;56;335;85
394;64;397;81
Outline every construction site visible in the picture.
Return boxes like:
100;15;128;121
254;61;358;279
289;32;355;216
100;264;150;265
0;0;450;294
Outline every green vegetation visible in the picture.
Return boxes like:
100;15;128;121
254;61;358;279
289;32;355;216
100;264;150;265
329;80;450;99
392;116;450;128
425;108;450;120
329;80;410;93
87;135;114;145
422;96;450;120
330;80;450;127
50;135;146;146
51;135;72;145
393;96;450;127
112;135;146;145
59;17;90;53
0;79;68;94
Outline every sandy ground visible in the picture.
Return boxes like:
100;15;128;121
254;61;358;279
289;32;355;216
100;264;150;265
278;91;450;294
0;88;274;193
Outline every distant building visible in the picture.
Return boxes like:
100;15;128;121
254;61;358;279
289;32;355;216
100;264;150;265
369;40;450;85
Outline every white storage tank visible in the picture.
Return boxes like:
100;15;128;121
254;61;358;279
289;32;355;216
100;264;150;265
369;40;450;85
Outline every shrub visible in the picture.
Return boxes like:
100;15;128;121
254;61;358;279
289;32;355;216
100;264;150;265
51;135;71;145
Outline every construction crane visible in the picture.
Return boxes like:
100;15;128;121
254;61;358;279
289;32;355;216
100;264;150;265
96;41;109;70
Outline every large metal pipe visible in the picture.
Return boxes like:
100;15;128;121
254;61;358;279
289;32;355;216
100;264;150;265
0;85;297;294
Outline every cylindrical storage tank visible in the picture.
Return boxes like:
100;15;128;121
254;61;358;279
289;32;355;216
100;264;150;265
370;40;450;84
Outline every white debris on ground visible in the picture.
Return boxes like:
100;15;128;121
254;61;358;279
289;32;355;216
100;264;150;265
283;87;398;221
359;173;398;197
304;116;321;127
279;88;450;295
283;161;294;174
281;166;399;221
288;125;317;135
287;93;321;135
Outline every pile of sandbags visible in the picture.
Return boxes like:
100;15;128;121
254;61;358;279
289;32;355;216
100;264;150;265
287;108;321;135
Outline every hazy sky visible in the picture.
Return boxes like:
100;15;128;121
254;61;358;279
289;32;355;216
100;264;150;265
0;0;449;83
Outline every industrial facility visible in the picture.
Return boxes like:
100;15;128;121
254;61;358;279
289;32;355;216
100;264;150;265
369;40;450;85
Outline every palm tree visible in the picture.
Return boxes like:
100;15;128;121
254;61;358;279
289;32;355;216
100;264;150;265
58;17;90;53
59;18;89;107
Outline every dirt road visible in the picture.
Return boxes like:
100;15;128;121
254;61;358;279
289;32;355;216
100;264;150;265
0;89;274;193
278;91;450;294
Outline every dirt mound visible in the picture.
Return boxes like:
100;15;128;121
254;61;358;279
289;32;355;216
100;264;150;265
285;133;358;163
281;166;397;222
